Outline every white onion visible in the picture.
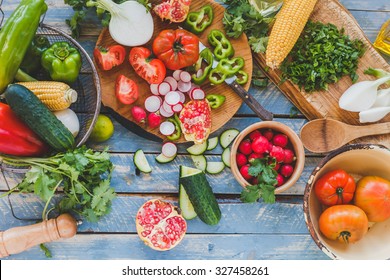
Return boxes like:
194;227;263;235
54;109;80;137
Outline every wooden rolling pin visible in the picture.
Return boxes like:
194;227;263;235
0;214;77;258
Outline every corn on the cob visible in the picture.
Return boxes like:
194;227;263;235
265;0;318;69
16;81;78;111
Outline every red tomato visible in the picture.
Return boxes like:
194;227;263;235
354;176;390;222
319;204;368;244
152;29;199;70
93;45;126;71
115;75;139;105
129;47;166;84
314;169;356;206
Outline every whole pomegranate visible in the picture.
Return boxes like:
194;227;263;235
154;0;191;22
136;199;187;251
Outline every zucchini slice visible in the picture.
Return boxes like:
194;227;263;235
186;142;207;155
219;128;240;148
206;161;225;175
206;137;219;151
191;155;207;171
134;149;152;173
155;153;176;164
222;147;231;167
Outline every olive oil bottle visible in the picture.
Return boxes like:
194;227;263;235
373;20;390;56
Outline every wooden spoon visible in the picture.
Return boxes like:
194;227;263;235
300;118;390;153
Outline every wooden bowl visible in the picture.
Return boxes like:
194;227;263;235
303;144;390;259
230;121;305;194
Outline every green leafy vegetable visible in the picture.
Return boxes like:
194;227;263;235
240;157;276;203
0;146;115;222
280;21;366;92
251;67;268;88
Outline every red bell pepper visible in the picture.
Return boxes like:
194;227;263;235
0;102;48;156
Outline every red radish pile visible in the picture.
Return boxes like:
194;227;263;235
236;128;297;187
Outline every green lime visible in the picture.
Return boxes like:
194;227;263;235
89;114;114;142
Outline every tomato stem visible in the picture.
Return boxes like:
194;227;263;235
339;231;351;243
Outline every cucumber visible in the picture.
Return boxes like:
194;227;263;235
179;165;221;225
155;153;176;164
222;147;231;167
219;128;240;148
134;149;152;173
191;155;207;171
4;84;74;151
206;161;225;175
186;142;207;155
206;137;219;151
179;165;199;220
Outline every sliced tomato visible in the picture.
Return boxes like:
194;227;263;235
93;45;126;71
129;47;166;84
115;75;139;105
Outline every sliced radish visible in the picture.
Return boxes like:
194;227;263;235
159;106;175;118
179;71;191;83
160;121;175;136
178;91;186;103
196;69;204;78
162;101;174;114
164;77;178;91
158;82;171;96
144;95;162;113
188;83;199;94
162;142;177;158
165;91;181;106
172;102;184;113
150;83;159;95
191;88;205;100
178;80;192;93
173;70;183;81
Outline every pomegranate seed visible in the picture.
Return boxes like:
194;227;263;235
251;135;269;154
273;134;289;148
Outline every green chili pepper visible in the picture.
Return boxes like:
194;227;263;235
41;41;82;84
192;48;214;85
236;70;249;85
20;35;51;75
185;5;214;34
207;29;234;60
167;115;182;141
206;94;226;109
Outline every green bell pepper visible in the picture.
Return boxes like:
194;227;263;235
207;29;234;60
208;56;245;85
236;70;249;85
20;35;51;75
167;115;182;141
192;48;214;85
185;5;214;34
0;0;47;93
41;42;82;84
206;94;226;109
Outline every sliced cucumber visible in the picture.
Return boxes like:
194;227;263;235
206;161;225;175
191;155;207;171
206;137;219;151
155;153;176;164
134;149;152;173
219;128;240;148
179;165;202;220
186;141;207;155
222;147;231;167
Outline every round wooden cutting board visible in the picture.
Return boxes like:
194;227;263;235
95;0;253;143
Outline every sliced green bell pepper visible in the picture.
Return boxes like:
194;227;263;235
41;41;82;84
167;115;182;141
208;56;245;85
236;70;249;85
185;5;214;34
20;35;51;75
207;29;234;60
206;94;226;109
192;48;214;85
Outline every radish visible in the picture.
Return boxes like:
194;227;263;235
179;71;191;83
150;84;159;95
172;102;184;113
172;70;183;81
188;83;199;94
162;142;177;158
178;91;186;103
159;121;175;136
164;77;178;91
178;80;192;93
158;82;171;96
159;106;174;118
144;95;162;113
165;91;181;106
162;101;174;114
131;106;147;124
196;69;204;78
191;88;205;100
147;112;162;128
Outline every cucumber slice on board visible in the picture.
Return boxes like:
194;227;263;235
134;149;152;173
206;137;219;151
179;166;200;220
191;155;207;171
222;147;231;167
155;153;176;164
186;142;208;155
206;161;225;175
219;128;240;148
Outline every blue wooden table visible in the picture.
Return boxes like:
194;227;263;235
1;0;389;260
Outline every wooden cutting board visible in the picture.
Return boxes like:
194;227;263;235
95;0;252;143
254;0;390;148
